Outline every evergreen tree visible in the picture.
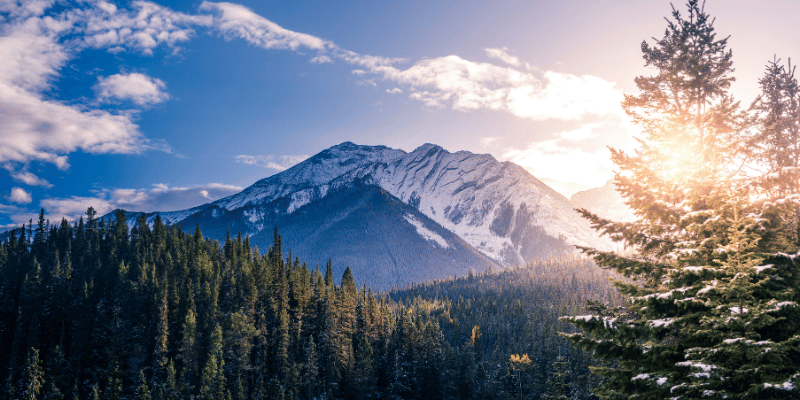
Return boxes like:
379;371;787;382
20;347;44;400
566;1;800;399
542;354;571;400
42;346;67;400
751;56;800;249
177;287;199;394
136;370;152;400
352;335;376;400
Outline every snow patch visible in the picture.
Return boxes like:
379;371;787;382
244;209;259;223
287;189;314;214
754;264;774;273
764;381;795;391
403;214;450;249
651;318;676;328
683;266;706;272
676;361;717;372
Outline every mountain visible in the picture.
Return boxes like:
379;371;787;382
570;179;636;223
107;142;614;289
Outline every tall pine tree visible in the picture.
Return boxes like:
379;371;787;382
566;1;800;399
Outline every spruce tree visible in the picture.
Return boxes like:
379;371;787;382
565;1;800;399
20;347;44;400
542;354;571;400
136;370;152;400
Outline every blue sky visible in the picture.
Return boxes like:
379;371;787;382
1;0;799;228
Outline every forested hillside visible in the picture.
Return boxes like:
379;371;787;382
0;208;619;400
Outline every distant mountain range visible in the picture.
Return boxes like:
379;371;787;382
100;142;621;289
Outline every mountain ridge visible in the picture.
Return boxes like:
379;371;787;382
101;141;615;288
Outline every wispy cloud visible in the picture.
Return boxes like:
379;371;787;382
235;154;309;171
10;182;245;226
103;183;244;212
310;55;332;64
199;1;330;52
485;47;520;66
353;55;623;120
480;136;498;146
9;170;52;188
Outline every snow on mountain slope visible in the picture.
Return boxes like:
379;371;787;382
213;142;406;211
372;144;613;264
182;142;614;265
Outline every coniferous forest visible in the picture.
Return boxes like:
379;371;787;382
6;1;800;399
0;209;620;400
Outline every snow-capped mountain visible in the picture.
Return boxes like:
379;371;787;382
110;142;614;288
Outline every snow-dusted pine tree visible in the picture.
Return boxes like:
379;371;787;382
564;1;800;399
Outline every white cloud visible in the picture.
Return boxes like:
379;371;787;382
356;55;623;120
485;47;520;66
0;202;24;215
310;55;332;64
104;183;244;212
8;187;32;204
94;73;169;106
0;1;198;174
199;1;330;51
506;72;623;120
0;0;627;205
558;122;605;142
235;154;309;171
501;123;623;197
22;183;245;225
79;1;211;55
503;141;614;197
10;170;52;187
480;136;498;146
127;2;621;123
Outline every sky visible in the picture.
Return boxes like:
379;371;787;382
1;0;799;229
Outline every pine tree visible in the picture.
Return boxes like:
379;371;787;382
42;346;67;400
751;56;800;250
542;354;571;400
20;347;44;400
352;335;376;400
178;287;199;394
565;1;800;399
136;370;152;400
198;324;227;400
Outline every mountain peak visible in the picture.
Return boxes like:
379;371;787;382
331;141;357;149
414;143;443;152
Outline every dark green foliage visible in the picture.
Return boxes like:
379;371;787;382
20;347;44;400
0;209;616;399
